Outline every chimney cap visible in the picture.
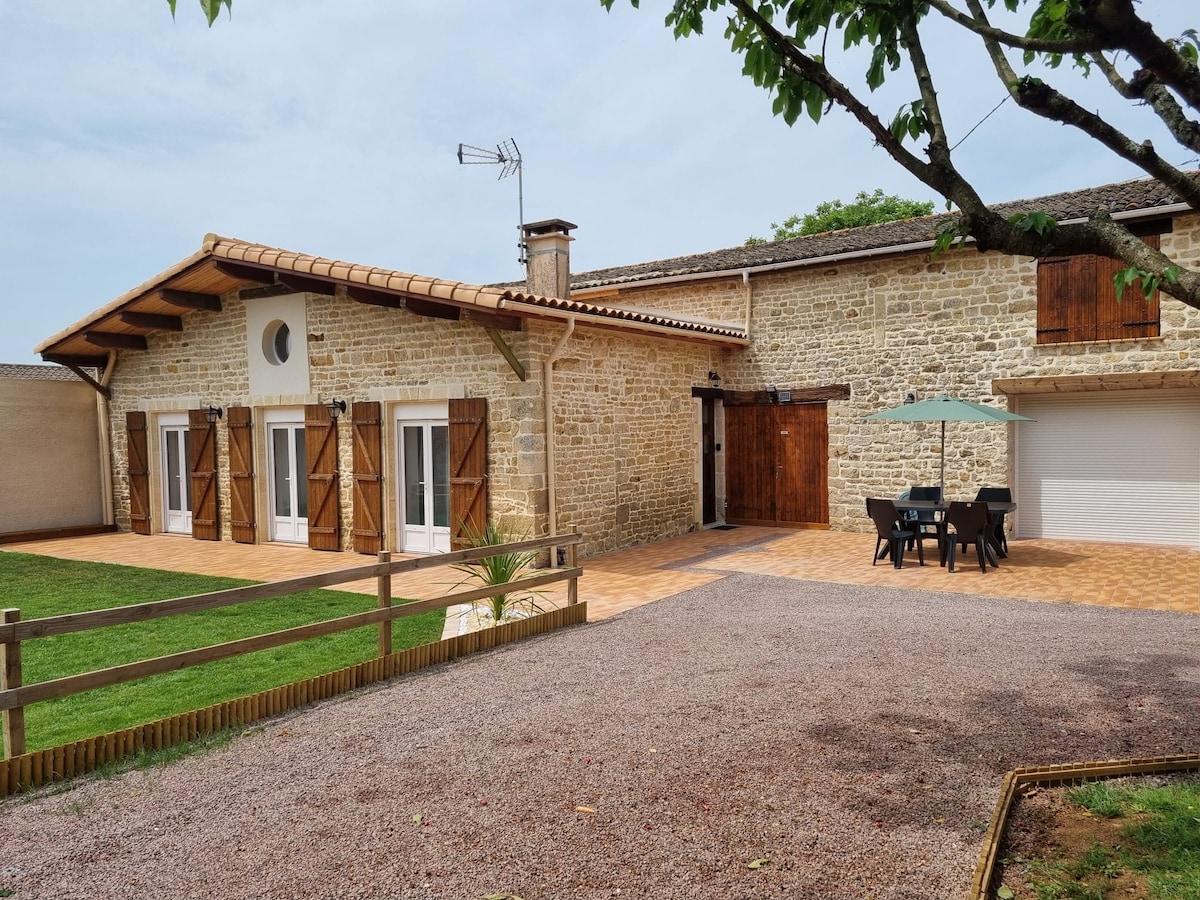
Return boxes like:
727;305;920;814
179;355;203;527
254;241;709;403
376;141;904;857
523;218;577;238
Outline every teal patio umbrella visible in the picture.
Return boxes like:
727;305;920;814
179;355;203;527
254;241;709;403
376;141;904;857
865;394;1034;495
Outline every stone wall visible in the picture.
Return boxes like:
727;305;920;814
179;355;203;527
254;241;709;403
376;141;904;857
103;289;714;558
602;213;1200;534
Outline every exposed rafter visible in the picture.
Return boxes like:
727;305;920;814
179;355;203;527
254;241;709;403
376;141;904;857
84;332;148;350
466;310;522;332
214;261;276;284
275;273;336;296
346;285;404;309
42;353;109;368
239;283;298;301
406;297;460;321
119;311;184;332
160;289;222;311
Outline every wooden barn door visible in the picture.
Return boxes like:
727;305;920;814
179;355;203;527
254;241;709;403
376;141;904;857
305;404;341;551
125;411;152;535
187;408;219;541
774;404;829;527
352;401;384;554
725;403;828;528
725;405;775;525
227;406;256;544
449;398;488;551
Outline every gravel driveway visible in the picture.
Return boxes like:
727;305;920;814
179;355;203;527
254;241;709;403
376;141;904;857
3;574;1199;900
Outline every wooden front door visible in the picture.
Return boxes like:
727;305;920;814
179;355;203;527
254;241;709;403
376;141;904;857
725;403;829;527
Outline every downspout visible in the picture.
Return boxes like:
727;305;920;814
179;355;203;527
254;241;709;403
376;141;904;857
742;268;753;334
544;316;576;564
96;353;118;525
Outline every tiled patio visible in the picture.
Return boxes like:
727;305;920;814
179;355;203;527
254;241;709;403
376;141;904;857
5;526;1197;620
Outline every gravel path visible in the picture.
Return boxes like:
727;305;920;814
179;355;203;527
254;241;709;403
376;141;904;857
3;575;1199;900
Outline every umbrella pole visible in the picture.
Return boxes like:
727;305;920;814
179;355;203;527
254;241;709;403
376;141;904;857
940;420;946;497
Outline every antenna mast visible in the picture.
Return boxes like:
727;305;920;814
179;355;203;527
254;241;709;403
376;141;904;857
456;138;526;268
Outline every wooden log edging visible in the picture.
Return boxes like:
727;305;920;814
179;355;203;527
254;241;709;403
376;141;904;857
0;602;587;799
969;752;1200;900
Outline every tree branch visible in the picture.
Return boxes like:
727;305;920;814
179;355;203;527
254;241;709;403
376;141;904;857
1091;54;1200;154
1071;0;1200;109
925;0;1110;54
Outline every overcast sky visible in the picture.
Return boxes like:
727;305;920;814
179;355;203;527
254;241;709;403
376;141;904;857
2;1;1195;363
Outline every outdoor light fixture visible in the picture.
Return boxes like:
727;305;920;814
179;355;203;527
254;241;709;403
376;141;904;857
326;398;347;420
903;392;917;405
204;405;223;424
707;370;721;388
765;383;778;403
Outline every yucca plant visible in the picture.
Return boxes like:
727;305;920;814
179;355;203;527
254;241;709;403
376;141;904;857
450;520;546;626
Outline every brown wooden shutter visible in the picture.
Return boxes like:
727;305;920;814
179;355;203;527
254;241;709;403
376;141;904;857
125;411;152;535
305;404;341;551
1037;255;1096;344
449;397;488;550
1094;233;1161;341
227;406;256;544
351;401;384;555
188;408;219;541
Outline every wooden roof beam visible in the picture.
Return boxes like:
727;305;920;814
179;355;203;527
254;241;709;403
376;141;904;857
84;331;147;350
42;353;109;369
466;310;522;332
160;289;222;312
119;311;184;332
214;261;276;284
405;296;460;321
346;285;404;309
275;273;336;296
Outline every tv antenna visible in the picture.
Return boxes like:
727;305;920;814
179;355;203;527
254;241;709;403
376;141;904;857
457;138;526;268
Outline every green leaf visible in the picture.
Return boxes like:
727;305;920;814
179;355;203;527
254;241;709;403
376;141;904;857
166;0;178;18
747;857;771;869
997;887;1015;900
1008;210;1057;237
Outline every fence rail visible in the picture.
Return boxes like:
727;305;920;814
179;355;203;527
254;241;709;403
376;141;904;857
1;531;582;765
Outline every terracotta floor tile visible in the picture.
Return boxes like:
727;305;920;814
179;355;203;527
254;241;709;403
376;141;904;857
3;528;1197;629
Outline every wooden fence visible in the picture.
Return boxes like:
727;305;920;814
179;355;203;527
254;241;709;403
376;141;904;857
0;532;583;797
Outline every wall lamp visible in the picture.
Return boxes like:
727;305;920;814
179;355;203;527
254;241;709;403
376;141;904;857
903;392;917;405
204;405;223;424
765;383;778;404
707;370;721;388
326;398;347;420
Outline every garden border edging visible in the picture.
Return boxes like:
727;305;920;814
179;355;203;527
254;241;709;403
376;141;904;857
969;751;1200;899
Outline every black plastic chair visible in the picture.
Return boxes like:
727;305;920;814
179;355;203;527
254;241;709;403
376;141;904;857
974;487;1012;556
906;485;943;547
942;501;990;573
867;497;924;569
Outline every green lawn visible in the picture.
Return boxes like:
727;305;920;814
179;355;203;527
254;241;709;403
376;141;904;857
0;551;445;751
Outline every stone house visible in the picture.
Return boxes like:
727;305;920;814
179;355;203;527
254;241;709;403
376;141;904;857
35;175;1200;554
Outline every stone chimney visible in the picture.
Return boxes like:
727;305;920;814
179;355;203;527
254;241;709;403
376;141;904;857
523;218;576;300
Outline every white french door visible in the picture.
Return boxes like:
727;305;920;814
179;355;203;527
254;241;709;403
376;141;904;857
268;421;308;543
396;406;450;553
160;422;192;534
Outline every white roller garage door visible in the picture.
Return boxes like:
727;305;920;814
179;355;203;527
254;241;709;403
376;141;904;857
1016;390;1200;547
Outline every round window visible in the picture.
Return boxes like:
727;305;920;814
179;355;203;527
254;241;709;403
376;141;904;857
263;320;291;366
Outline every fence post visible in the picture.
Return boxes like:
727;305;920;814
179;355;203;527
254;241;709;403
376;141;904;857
377;551;392;657
566;528;578;606
2;608;25;759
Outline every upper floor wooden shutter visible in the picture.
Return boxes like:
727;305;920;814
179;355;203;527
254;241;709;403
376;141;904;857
449;397;488;550
188;408;219;541
1037;232;1162;344
227;406;256;544
305;404;341;551
351;401;384;555
125;411;151;535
